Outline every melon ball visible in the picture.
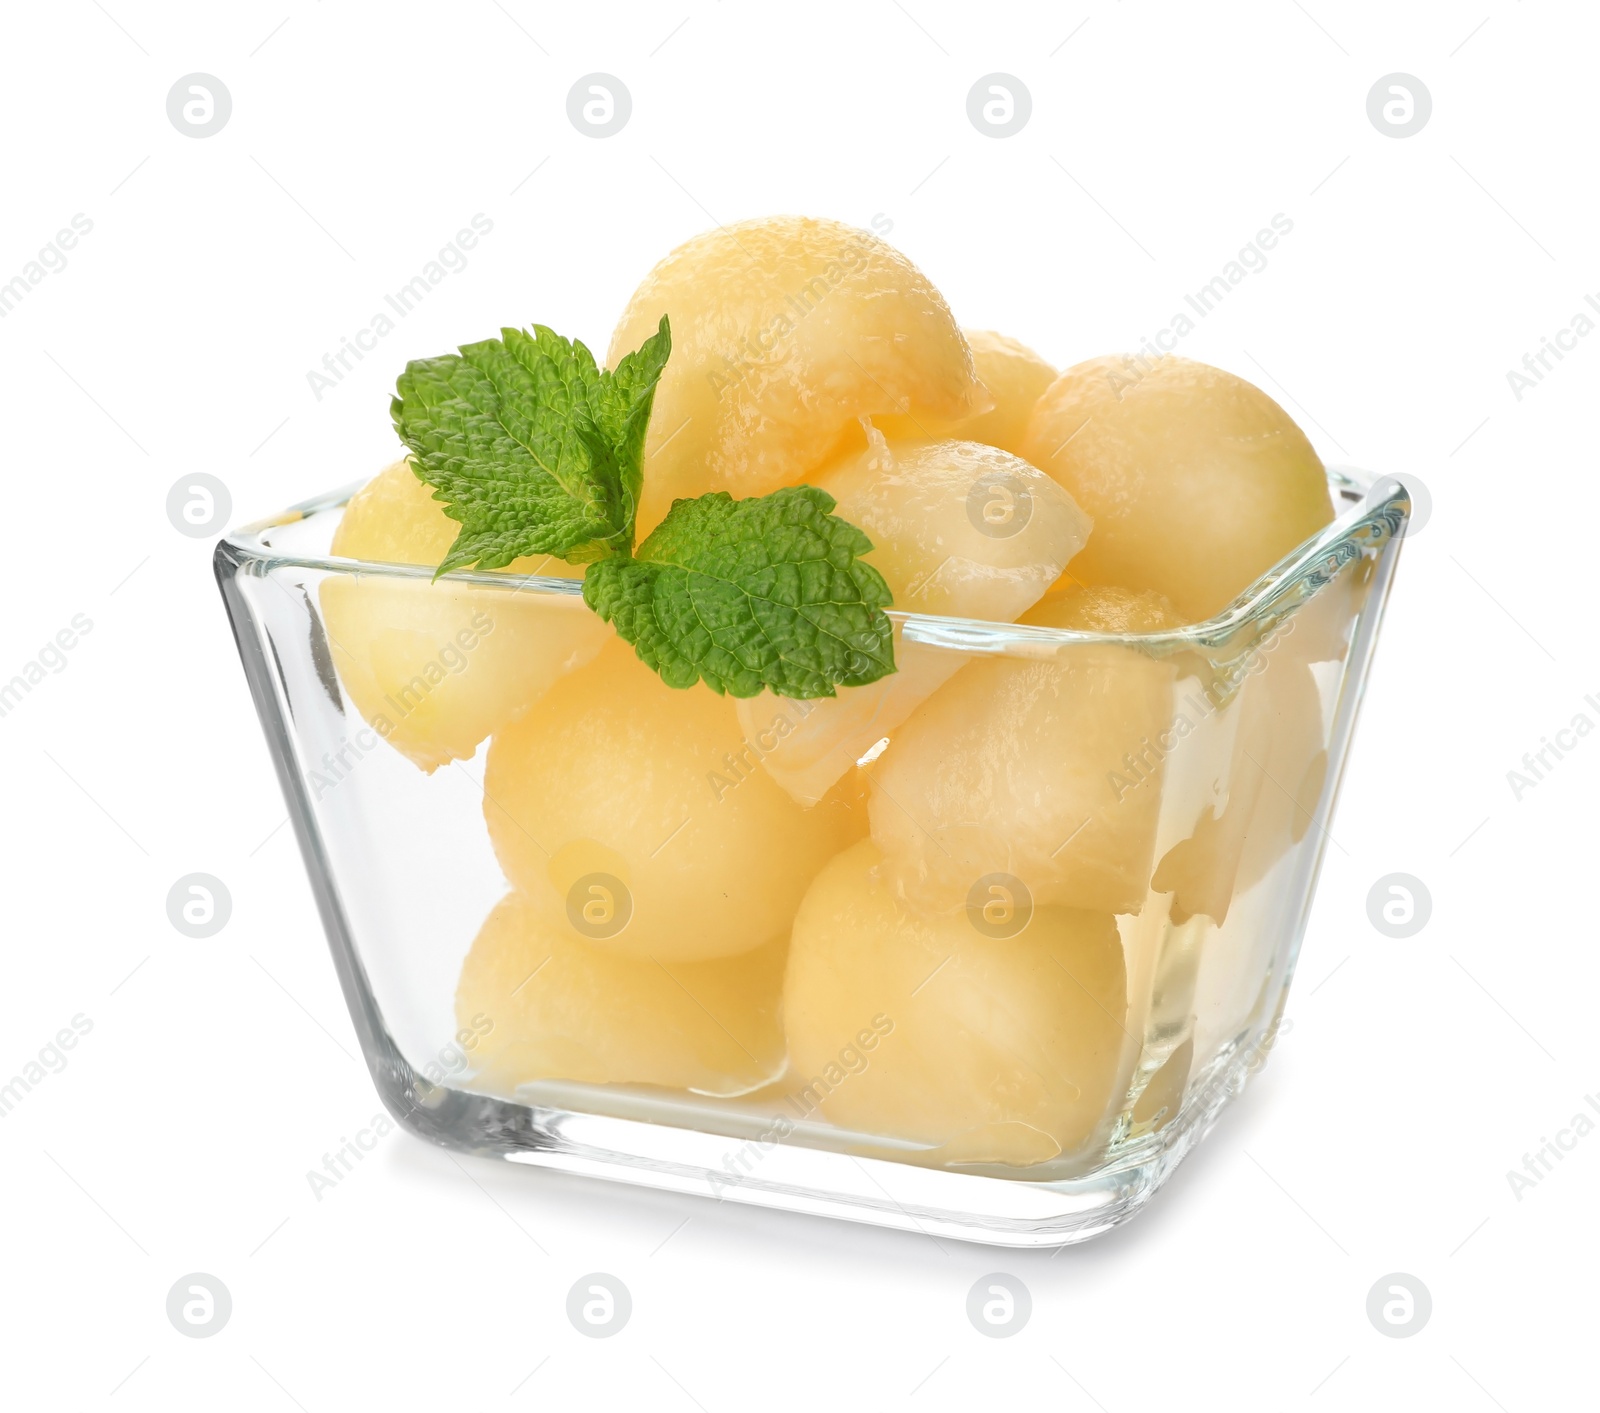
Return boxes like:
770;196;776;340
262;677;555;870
879;329;1057;456
953;330;1058;455
328;456;581;578
607;216;988;535
1130;1038;1192;1135
456;893;787;1096
1020;356;1334;622
734;629;965;808
321;461;606;772
869;587;1181;916
818;430;1089;620
1152;655;1326;925
483;639;864;962
733;431;1090;804
783;840;1130;1164
1019;584;1179;632
1274;552;1374;666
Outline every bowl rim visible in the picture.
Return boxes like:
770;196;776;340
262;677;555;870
216;464;1409;657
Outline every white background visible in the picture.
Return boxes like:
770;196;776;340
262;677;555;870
2;1;1596;1408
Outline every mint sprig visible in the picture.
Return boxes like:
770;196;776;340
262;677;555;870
584;487;895;698
392;317;671;574
390;317;897;699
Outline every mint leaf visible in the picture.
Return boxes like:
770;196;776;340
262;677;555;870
390;315;897;699
391;317;670;575
583;486;896;699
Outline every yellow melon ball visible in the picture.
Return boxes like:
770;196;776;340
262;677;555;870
320;460;606;772
483;639;865;963
1273;552;1375;666
879;329;1056;455
1018;584;1179;632
732;432;1090;805
733;630;964;808
783;840;1130;1164
868;587;1181;916
818;431;1090;620
607;216;988;535
455;893;787;1096
1152;653;1327;925
329;457;581;576
957;330;1058;454
1020;356;1334;622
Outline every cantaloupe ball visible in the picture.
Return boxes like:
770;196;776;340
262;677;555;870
880;329;1056;455
1018;584;1179;633
869;587;1181;916
483;639;864;963
1152;655;1326;925
818;430;1090;620
456;893;787;1096
1019;356;1334;622
734;629;964;808
329;457;582;580
783;840;1130;1164
1273;552;1374;666
320;460;605;772
1147;556;1358;925
733;432;1090;804
607;216;988;535
953;330;1057;454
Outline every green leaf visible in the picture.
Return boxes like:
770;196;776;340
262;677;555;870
583;485;897;699
391;316;671;576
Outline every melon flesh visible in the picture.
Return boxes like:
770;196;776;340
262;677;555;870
607;216;989;535
868;587;1181;916
735;431;1089;805
320;459;604;772
456;892;787;1096
484;639;864;963
1020;355;1334;621
783;840;1130;1164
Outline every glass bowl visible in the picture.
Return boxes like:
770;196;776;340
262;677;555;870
215;467;1407;1247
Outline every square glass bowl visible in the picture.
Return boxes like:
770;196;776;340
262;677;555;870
215;469;1406;1247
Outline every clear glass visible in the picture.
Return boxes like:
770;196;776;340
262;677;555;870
215;469;1407;1246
